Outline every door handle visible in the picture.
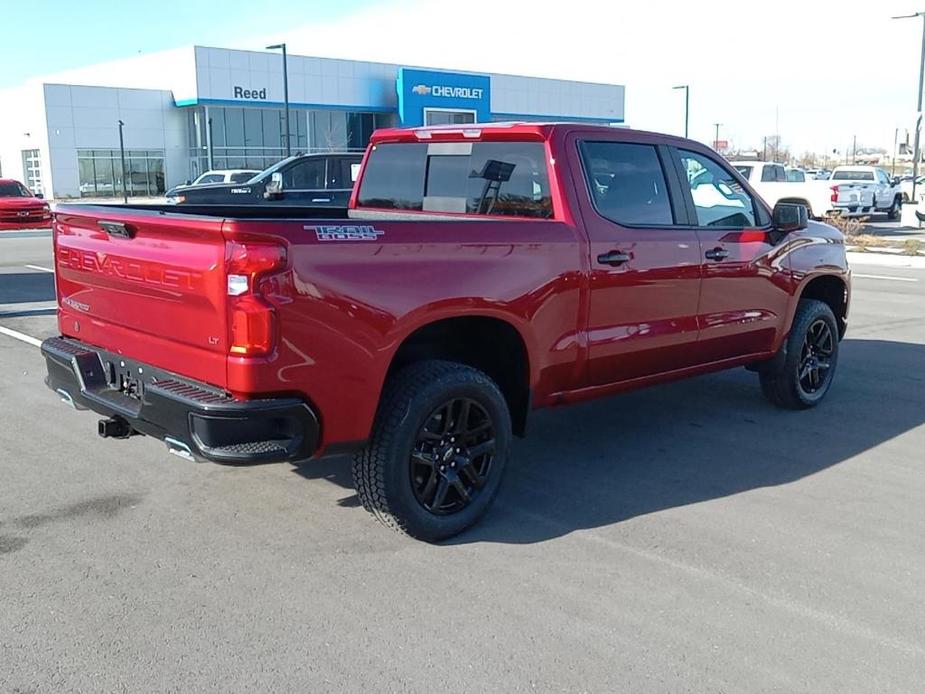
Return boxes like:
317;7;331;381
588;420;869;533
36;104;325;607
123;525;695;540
704;247;730;261
597;250;631;266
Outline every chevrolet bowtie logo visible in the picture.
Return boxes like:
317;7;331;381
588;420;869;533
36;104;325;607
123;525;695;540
411;84;431;95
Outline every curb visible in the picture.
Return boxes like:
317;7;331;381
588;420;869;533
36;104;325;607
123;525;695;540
846;250;925;269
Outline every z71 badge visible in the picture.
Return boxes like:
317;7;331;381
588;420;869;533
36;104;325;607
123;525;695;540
306;225;385;241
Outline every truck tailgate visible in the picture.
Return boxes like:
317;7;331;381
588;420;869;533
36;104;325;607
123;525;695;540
53;206;230;388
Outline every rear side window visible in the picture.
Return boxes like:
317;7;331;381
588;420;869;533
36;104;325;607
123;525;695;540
579;141;673;226
761;165;786;182
230;172;255;183
356;142;552;218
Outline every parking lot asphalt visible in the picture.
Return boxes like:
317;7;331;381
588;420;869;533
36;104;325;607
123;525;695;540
2;231;924;693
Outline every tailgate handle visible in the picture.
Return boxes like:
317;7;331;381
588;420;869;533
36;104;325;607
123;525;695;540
99;220;136;239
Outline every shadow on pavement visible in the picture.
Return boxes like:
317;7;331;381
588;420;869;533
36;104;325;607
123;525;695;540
451;338;925;544
295;338;925;544
0;272;56;305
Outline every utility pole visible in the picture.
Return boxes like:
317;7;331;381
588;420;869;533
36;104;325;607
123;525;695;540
852;134;857;164
672;85;689;138
267;43;291;157
893;11;925;200
893;127;899;176
713;122;722;151
118;119;128;203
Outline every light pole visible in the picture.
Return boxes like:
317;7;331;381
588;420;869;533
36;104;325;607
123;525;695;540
672;85;689;138
893;11;925;200
118;119;128;203
713;122;722;152
267;43;291;157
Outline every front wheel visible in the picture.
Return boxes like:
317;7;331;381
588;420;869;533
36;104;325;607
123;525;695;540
759;299;840;409
887;196;900;220
352;360;512;542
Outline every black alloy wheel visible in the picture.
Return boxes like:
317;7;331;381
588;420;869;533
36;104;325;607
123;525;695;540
410;398;496;515
798;319;835;396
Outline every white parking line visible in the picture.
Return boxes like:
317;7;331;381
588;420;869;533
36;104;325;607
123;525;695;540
0;325;42;347
853;273;919;283
24;264;54;273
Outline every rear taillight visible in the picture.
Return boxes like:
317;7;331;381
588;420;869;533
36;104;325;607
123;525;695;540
225;240;288;356
830;185;839;203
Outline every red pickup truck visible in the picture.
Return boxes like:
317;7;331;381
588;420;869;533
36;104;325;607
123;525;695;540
42;123;850;541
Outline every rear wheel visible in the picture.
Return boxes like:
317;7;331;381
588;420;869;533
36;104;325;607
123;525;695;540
352;360;511;542
759;299;840;409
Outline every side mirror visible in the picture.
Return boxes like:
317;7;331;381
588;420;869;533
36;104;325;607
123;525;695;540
185;179;192;186
264;171;284;199
892;176;901;186
772;202;807;233
35;192;44;199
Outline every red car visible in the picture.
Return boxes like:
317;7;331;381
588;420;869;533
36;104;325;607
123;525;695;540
41;123;850;541
0;179;51;230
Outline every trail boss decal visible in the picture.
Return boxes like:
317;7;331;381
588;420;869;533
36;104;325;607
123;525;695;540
307;225;385;241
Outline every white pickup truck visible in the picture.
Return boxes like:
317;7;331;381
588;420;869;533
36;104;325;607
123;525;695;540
730;161;880;219
828;166;902;219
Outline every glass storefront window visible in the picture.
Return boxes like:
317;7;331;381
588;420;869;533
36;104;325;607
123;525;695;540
185;106;387;181
77;149;165;197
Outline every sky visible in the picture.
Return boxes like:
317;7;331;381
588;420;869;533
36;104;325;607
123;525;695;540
2;0;924;155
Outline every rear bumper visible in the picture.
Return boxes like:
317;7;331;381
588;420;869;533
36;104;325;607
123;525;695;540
41;336;319;464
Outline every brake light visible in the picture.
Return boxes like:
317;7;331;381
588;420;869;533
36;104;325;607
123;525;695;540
225;240;288;356
830;185;839;203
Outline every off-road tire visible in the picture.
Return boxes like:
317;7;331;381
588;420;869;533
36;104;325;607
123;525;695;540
352;360;512;542
759;299;840;409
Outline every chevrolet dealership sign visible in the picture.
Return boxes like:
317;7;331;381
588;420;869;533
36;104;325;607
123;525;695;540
411;83;485;100
398;68;491;126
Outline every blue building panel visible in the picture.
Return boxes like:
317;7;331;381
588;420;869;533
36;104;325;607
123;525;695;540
397;68;491;126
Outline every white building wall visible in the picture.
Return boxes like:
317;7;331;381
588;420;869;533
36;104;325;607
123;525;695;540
0;83;51;193
42;84;187;198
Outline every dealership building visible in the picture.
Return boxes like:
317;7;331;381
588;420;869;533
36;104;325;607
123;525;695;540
0;46;625;200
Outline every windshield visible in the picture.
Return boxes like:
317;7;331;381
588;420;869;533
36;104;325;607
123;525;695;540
0;181;30;197
832;170;874;181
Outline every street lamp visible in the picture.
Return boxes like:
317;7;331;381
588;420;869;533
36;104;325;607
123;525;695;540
893;12;925;201
266;43;291;157
713;122;723;152
672;85;689;138
118;119;128;203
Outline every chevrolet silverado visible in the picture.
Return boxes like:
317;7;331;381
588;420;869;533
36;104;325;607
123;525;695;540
42;123;850;541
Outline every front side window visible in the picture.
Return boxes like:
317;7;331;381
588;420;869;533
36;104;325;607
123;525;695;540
356;141;552;218
678;149;757;227
579;141;673;226
283;158;325;189
787;169;805;182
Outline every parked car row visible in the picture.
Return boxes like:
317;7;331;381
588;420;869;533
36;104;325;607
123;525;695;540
731;162;902;220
